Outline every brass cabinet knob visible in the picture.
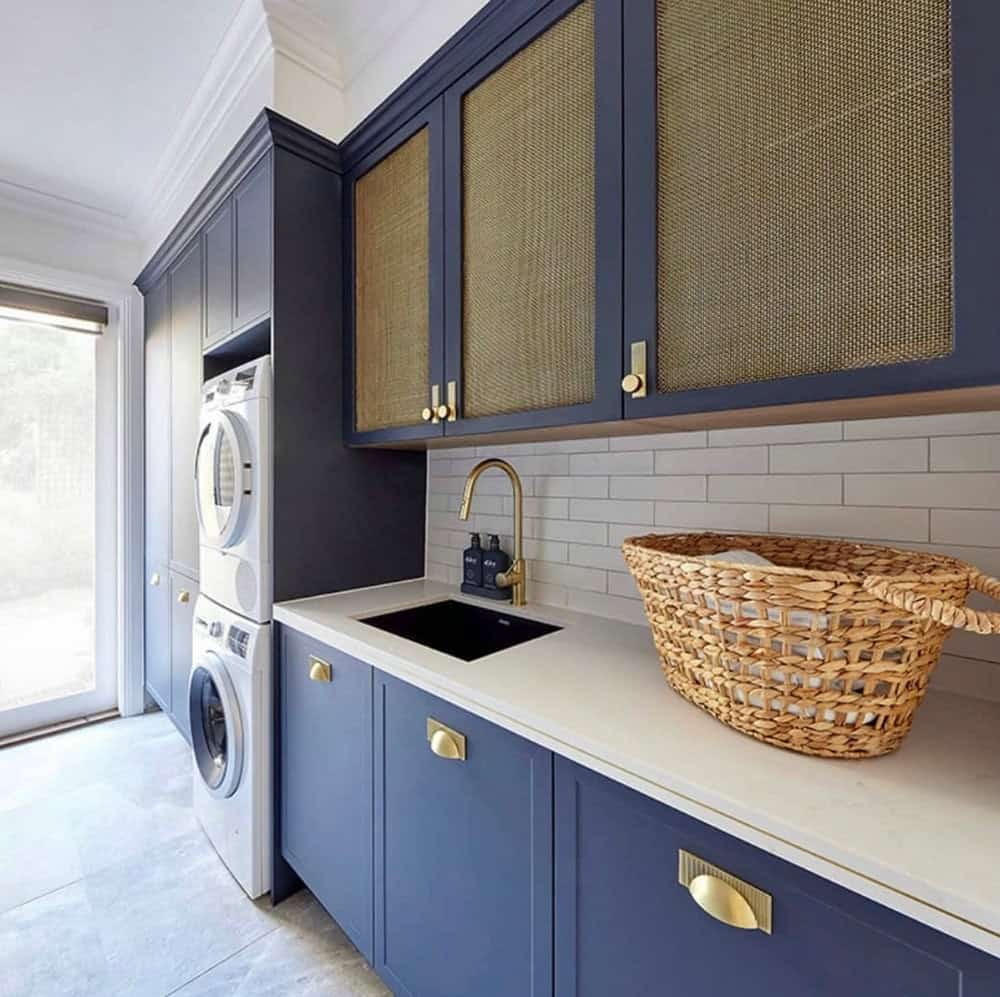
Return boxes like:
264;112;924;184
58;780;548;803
687;874;759;931
621;372;643;394
150;572;161;587
421;407;434;422
427;718;466;760
177;590;190;604
435;404;450;421
308;656;332;683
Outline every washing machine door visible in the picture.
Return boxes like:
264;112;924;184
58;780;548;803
189;651;244;799
194;410;252;550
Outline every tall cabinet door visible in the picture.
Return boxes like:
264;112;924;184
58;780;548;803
203;201;233;348
442;0;622;437
374;672;552;997
168;238;203;578
169;573;198;744
144;274;171;712
622;0;1000;420
346;100;445;445
233;155;272;333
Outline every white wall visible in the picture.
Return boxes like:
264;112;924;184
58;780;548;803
427;411;1000;703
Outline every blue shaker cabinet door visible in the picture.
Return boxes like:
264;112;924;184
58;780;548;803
279;627;374;962
374;672;553;997
555;757;1000;997
233;154;272;333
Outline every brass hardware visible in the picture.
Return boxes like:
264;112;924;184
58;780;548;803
435;403;450;420
308;656;333;683
177;590;190;604
150;572;161;587
445;380;457;422
430;384;443;424
678;850;772;934
427;718;466;760
421;407;433;422
458;459;526;607
622;341;647;398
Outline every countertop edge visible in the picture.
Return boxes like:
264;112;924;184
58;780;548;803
273;598;1000;959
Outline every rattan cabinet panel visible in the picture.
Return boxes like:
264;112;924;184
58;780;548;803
354;128;433;434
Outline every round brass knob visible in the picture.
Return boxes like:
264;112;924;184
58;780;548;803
430;728;461;760
621;372;643;394
421;407;434;422
177;590;190;604
436;404;450;421
150;572;161;587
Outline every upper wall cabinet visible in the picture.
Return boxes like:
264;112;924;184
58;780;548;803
203;201;233;349
621;0;1000;419
346;101;444;444
442;0;622;437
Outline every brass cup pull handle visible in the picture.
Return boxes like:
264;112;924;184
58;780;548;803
427;718;466;760
150;572;161;587
420;407;434;423
687;874;759;931
177;590;190;604
621;372;643;394
308;656;332;683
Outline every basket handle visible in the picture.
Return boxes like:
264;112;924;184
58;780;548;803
862;570;1000;635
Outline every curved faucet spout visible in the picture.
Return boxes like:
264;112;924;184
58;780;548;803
457;458;526;606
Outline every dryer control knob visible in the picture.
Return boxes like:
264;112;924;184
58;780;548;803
209;621;224;638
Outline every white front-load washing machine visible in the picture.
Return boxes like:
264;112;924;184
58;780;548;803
189;594;271;898
195;356;272;623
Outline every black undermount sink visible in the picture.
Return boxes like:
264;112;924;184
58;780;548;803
359;599;561;661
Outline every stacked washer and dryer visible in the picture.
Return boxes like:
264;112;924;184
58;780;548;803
188;356;273;898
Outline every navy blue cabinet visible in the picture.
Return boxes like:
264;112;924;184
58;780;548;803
554;757;1000;997
373;671;553;997
233;155;272;334
168;572;197;745
622;0;1000;422
279;627;374;961
345;100;445;445
203;200;233;349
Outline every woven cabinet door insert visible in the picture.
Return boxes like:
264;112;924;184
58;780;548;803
461;1;596;420
655;0;954;393
355;128;431;432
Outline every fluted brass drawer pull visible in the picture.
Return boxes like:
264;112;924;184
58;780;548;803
308;656;332;683
679;849;772;934
427;718;466;761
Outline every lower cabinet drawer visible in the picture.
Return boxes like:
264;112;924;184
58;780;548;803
554;757;1000;997
373;671;553;997
279;627;373;961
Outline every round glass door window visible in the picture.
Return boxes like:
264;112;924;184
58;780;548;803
189;654;243;798
195;412;250;548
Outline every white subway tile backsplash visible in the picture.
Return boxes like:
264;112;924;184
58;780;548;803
708;421;842;446
930;435;1000;471
655;446;768;475
611;430;706;451
770;438;927;474
771;505;929;542
931;509;1000;547
610;476;706;501
655;501;769;532
845;473;1000;509
425;412;1000;700
570;498;655;525
845;411;1000;440
570;451;654;475
708;474;840;505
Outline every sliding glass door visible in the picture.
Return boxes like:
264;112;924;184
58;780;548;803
0;311;116;738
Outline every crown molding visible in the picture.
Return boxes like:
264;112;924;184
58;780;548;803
0;177;138;243
264;0;345;88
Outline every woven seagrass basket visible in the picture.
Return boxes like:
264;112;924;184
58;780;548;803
622;533;1000;759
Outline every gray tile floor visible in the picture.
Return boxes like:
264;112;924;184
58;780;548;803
0;712;390;997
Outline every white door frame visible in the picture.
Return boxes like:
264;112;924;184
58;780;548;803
0;255;145;727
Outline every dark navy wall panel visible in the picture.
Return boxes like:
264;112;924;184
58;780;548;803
374;671;553;997
555;757;1000;997
279;627;374;961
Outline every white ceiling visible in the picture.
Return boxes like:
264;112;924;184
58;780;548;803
0;0;243;224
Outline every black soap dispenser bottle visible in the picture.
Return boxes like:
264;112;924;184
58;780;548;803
482;534;512;600
462;533;484;589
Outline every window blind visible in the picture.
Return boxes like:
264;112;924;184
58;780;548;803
0;282;108;333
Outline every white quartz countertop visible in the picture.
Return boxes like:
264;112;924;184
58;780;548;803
274;579;1000;957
